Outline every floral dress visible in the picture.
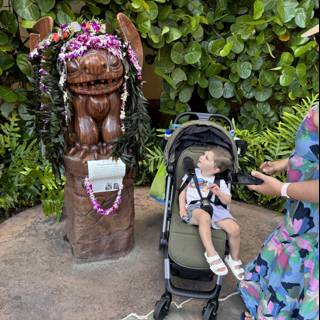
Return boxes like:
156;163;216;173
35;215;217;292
239;104;319;320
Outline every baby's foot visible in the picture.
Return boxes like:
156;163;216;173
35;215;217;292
204;252;228;276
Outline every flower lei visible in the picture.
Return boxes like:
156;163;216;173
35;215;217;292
84;177;123;216
30;20;142;130
29;19;150;177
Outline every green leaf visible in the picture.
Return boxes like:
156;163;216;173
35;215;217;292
136;12;151;35
95;0;111;3
12;0;40;21
171;42;184;64
253;0;264;20
0;31;8;46
208;39;226;55
0;102;15;118
0;11;18;34
254;86;272;102
184;42;202;64
229;73;240;83
16;53;32;77
259;70;277;86
219;42;233;57
0;85;18;102
155;49;175;74
279;52;294;66
276;0;299;23
179;85;193;103
21;19;36;29
147;1;159;21
229;36;244;54
205;63;223;77
149;25;161;43
192;25;204;41
280;66;295;86
172;68;187;85
294;8;307;28
223;83;235;98
240;79;254;99
187;69;200;85
166;27;182;43
209;78;223;99
0;52;15;70
296;63;307;85
173;0;188;7
237;61;252;79
198;76;208;88
294;41;317;57
158;5;171;21
37;0;55;13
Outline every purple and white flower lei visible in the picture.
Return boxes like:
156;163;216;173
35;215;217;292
84;177;123;216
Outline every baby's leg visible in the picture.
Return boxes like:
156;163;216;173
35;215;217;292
216;219;241;260
191;209;226;273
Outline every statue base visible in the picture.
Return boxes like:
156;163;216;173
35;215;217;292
63;155;135;261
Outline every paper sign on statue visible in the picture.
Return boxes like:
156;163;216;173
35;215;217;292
87;159;126;193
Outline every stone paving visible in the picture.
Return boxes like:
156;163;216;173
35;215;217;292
0;187;282;320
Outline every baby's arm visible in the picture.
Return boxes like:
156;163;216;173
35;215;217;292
210;184;232;205
178;189;188;218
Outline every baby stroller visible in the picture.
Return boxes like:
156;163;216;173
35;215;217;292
154;112;255;320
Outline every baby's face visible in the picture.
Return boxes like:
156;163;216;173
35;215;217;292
197;151;219;173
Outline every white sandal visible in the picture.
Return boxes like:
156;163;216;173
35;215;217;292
204;252;228;276
225;255;244;281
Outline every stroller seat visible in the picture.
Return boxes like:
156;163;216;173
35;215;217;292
169;146;227;270
155;114;241;320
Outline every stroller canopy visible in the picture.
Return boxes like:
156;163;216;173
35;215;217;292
164;120;239;172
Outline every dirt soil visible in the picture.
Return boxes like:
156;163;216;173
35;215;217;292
0;187;282;320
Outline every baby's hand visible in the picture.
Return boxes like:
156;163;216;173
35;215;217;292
210;184;221;196
179;209;188;218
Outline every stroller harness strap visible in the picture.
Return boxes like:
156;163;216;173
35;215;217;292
178;173;227;209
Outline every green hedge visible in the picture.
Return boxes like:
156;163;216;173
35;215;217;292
0;0;319;129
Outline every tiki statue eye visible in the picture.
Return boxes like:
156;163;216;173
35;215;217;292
67;60;79;73
108;55;120;68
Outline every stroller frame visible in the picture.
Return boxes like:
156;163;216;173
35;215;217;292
154;112;240;320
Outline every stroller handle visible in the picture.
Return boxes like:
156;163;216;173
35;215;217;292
173;112;234;135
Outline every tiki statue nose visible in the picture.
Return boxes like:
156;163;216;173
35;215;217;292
81;51;108;75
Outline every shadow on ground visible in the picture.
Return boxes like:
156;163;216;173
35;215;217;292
0;187;282;320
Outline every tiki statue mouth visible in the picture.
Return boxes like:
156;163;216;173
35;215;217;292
68;76;124;95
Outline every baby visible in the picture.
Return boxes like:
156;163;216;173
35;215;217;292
178;146;244;280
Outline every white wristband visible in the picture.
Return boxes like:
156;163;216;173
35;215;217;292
281;183;291;199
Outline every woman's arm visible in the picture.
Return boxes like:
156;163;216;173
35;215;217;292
248;171;319;204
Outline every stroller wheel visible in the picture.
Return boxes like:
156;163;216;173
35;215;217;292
202;299;219;320
153;293;172;320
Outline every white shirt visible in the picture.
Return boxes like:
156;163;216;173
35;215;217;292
182;168;231;205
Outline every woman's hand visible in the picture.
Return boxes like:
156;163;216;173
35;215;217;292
247;171;284;197
260;158;288;175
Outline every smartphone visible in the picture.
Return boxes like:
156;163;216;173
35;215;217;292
229;172;264;185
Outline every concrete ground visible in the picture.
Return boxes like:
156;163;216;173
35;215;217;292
0;187;282;320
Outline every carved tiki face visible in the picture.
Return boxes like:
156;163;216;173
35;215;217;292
66;49;124;96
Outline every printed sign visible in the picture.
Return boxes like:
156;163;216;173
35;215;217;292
87;159;126;193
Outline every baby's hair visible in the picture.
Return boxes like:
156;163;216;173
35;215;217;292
208;146;233;172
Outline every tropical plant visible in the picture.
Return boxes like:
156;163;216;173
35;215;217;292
233;94;318;211
0;0;319;130
0;111;64;220
136;127;164;185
